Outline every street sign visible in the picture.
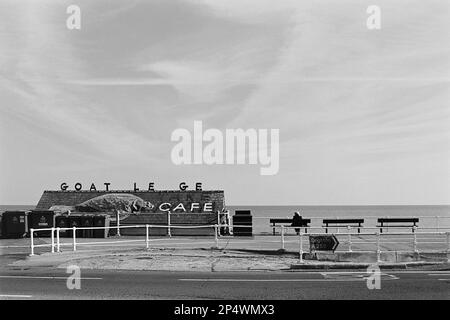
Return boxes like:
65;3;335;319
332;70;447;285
309;235;339;252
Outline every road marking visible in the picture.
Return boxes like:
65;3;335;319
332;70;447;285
307;271;450;275
428;274;450;276
321;272;399;280
0;294;33;298
0;245;30;248
178;278;396;282
0;276;102;280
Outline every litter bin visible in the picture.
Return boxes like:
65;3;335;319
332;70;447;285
1;211;27;238
93;214;110;238
0;212;3;238
55;215;70;237
233;210;253;236
67;215;82;238
80;215;94;238
28;210;54;237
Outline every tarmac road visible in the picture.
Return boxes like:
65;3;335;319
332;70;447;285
0;266;449;300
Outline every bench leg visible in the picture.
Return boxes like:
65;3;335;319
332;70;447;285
272;226;275;236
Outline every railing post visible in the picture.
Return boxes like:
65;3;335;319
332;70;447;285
217;211;220;231
56;227;60;253
229;215;233;235
413;226;418;253
51;227;55;253
299;229;304;263
214;225;219;248
446;232;450;261
146;224;149;250
72;226;77;251
347;226;352;252
167;212;171;237
116;210;121;237
30;228;34;256
376;232;381;263
281;225;285;250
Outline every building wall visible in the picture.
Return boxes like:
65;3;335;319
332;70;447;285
114;213;218;236
36;190;225;213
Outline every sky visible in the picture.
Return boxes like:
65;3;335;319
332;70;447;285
0;0;449;205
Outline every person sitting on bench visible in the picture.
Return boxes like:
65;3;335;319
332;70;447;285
291;211;303;235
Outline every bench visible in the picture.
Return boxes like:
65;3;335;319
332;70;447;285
377;218;419;233
323;219;364;234
269;218;311;235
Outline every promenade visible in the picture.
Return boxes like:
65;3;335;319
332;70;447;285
1;231;448;271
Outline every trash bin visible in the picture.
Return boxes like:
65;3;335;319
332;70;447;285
67;215;82;238
1;211;27;238
233;210;253;236
28;210;54;237
55;215;70;237
93;214;110;238
80;215;94;238
0;212;3;238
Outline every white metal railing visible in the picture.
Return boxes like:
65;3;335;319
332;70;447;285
28;223;450;262
278;225;450;263
29;224;220;256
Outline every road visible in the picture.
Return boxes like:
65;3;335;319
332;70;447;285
0;266;449;300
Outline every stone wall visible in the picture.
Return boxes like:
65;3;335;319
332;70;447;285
36;190;225;213
114;213;218;236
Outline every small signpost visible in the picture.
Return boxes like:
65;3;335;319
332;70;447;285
309;235;339;252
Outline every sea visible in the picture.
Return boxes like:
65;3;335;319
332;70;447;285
1;205;449;234
228;205;450;234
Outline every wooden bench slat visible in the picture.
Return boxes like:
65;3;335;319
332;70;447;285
270;219;311;223
322;219;364;224
377;218;419;223
269;219;293;223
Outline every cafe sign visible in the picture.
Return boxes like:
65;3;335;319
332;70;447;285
60;182;204;192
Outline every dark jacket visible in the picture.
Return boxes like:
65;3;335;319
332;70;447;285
292;214;303;227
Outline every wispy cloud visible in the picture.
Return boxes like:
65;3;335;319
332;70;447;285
0;0;449;204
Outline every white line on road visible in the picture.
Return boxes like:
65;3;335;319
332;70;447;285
0;276;102;280
320;272;399;280
0;245;30;248
0;294;33;298
178;278;397;282
306;271;450;275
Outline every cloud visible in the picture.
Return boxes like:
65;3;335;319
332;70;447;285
0;0;449;204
